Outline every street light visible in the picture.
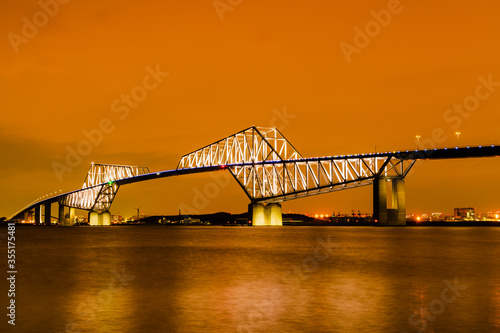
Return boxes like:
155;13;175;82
416;135;421;150
455;132;461;146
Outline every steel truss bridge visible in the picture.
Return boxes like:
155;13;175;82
10;126;500;226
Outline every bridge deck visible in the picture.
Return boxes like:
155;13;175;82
276;145;500;162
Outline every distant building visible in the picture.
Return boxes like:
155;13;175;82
454;207;475;220
430;212;443;221
112;215;124;223
179;217;201;224
485;212;500;220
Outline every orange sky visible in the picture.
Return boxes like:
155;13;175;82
1;0;499;218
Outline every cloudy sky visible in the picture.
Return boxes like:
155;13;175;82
1;0;499;218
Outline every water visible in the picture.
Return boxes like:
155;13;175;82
5;225;500;332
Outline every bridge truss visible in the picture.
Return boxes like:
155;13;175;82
177;126;416;203
59;163;149;212
177;126;302;168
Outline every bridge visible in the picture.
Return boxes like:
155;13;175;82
9;126;500;226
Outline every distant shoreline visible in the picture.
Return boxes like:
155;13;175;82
4;211;499;227
5;220;500;227
405;220;500;227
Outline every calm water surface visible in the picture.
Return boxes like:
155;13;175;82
6;226;500;332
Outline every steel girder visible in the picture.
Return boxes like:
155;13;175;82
177;126;415;203
177;126;302;168
59;163;149;212
229;156;415;203
82;163;150;188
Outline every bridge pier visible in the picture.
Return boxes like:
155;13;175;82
373;177;406;226
101;212;111;226
44;203;52;226
392;178;406;225
59;205;66;226
59;205;75;226
69;208;75;226
35;206;41;225
89;212;99;226
266;203;282;226
249;203;265;225
88;211;111;226
249;203;282;226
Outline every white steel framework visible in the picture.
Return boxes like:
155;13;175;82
59;163;149;212
177;126;302;168
231;157;415;202
178;126;415;203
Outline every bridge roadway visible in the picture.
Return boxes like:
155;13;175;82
10;144;500;224
15;165;227;215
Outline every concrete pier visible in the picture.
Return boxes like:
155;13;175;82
89;211;99;226
58;205;66;226
44;203;51;226
249;203;266;225
89;211;111;226
35;206;41;225
101;212;111;226
59;205;76;226
69;208;75;226
392;178;406;225
249;202;282;226
373;177;406;226
373;178;387;224
266;203;282;226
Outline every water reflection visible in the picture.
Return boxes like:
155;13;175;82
13;226;500;332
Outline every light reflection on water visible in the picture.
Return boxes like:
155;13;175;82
10;226;500;332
